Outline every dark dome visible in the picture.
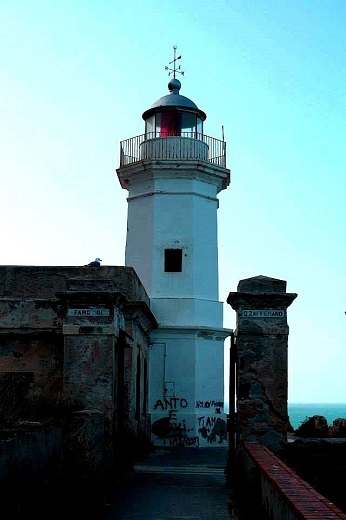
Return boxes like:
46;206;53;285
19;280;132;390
150;93;199;110
142;79;206;121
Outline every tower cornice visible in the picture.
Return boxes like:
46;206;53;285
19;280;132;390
117;159;230;193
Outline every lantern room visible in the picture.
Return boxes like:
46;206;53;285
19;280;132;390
142;78;206;139
118;66;227;168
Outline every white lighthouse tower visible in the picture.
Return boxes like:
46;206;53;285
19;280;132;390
117;49;232;447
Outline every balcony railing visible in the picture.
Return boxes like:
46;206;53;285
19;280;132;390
119;133;227;168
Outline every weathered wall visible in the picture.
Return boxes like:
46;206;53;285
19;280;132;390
0;265;157;503
0;265;150;304
0;265;155;421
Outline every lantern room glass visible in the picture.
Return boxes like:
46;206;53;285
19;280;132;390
145;112;203;139
145;115;155;139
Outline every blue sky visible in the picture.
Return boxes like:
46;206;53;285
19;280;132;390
1;1;345;403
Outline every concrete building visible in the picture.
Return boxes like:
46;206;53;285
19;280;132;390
117;67;232;447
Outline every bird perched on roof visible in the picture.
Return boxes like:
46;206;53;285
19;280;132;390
85;257;102;267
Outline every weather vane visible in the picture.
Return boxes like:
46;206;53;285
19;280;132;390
165;45;185;78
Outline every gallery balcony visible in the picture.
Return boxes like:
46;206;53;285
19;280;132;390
119;133;227;169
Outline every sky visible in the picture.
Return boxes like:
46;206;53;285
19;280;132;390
0;0;345;404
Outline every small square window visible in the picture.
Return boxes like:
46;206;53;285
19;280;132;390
164;249;182;272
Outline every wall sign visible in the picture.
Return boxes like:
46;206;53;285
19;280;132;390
240;309;286;318
67;308;110;317
67;280;113;292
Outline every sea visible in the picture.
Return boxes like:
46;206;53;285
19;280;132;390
224;403;346;430
288;403;346;430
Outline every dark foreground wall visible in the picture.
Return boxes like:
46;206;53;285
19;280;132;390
1;414;155;519
235;442;346;520
0;426;62;517
283;438;346;515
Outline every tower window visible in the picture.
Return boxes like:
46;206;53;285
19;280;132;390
164;249;182;272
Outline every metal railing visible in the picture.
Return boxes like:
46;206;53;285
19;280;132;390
119;133;227;168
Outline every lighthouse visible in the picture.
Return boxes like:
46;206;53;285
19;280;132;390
116;49;232;447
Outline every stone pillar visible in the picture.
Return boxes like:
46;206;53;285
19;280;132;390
57;279;126;426
227;275;297;454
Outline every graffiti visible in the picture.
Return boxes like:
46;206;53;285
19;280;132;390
198;417;227;444
151;409;199;447
196;400;224;409
152;396;226;446
197;415;217;428
154;397;188;410
169;435;199;447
